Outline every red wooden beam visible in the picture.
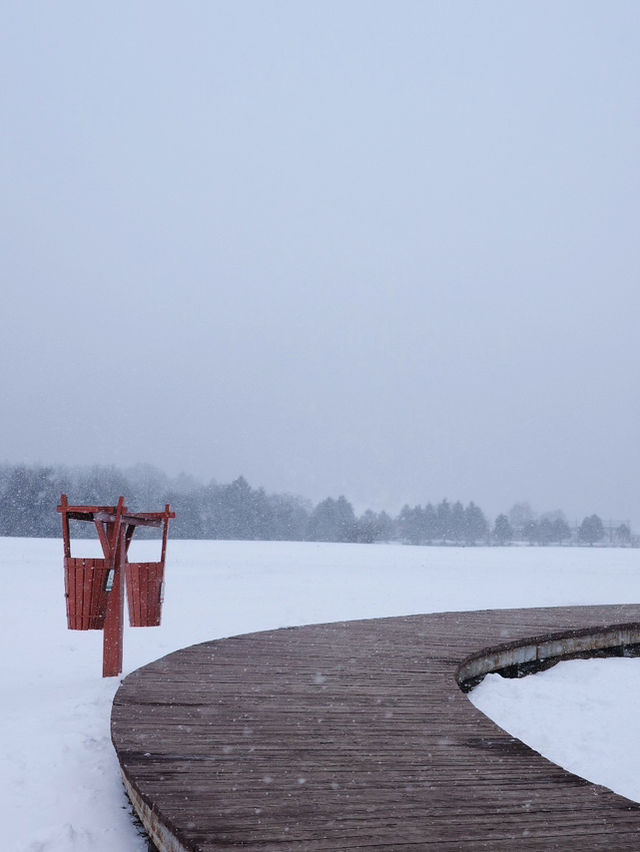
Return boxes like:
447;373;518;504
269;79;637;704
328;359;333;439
102;497;125;678
60;494;72;559
160;504;172;566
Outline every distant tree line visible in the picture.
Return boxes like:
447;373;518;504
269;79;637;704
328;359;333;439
397;500;488;545
0;463;635;546
495;502;632;548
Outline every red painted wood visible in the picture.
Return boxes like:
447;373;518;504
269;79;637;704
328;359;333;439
124;511;172;627
81;560;91;631
160;505;172;565
59;495;174;674
60;494;71;558
126;563;164;627
95;522;111;561
78;559;88;631
78;560;88;630
64;557;75;628
102;498;125;677
63;556;71;625
140;562;149;626
126;563;142;626
64;557;111;629
124;524;135;556
88;559;107;630
151;563;162;624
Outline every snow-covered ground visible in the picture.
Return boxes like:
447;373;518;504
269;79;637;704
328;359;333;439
1;537;638;851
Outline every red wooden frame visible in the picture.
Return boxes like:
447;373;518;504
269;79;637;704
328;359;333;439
57;495;175;677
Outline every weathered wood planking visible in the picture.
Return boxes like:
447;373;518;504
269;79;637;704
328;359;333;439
112;605;640;850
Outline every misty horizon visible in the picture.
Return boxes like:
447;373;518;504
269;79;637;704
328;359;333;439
1;460;634;538
3;3;638;528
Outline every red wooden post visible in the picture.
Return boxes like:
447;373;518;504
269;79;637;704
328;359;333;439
60;493;71;558
161;504;171;565
102;497;125;677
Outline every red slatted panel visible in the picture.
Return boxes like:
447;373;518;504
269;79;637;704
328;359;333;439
126;563;164;626
65;558;110;630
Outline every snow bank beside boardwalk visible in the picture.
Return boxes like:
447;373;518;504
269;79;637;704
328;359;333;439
471;657;640;805
1;537;639;851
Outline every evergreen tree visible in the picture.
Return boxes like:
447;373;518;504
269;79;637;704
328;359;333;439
450;501;466;543
353;509;397;543
353;510;380;544
551;517;571;543
464;502;488;544
537;517;555;545
508;502;535;538
493;514;513;545
615;523;631;546
306;496;356;543
268;493;310;541
523;520;539;545
376;510;396;542
578;514;604;545
126;463;169;511
76;465;131;506
398;505;423;545
162;489;204;539
436;500;452;542
0;465;65;536
423;503;438;543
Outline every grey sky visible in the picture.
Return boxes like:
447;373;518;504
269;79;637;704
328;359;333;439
2;2;639;524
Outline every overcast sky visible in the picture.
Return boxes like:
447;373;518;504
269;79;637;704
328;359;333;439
2;2;639;524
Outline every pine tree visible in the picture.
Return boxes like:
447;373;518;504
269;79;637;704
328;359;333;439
493;514;513;545
578;514;604;545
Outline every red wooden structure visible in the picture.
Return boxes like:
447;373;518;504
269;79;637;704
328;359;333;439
58;495;175;677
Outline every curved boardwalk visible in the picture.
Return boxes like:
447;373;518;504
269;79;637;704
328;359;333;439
112;604;640;850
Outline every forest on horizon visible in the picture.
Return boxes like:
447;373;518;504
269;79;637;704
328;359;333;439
0;462;635;547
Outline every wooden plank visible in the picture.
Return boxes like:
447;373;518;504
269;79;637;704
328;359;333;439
160;507;171;565
59;494;72;558
112;605;640;850
63;557;71;626
139;563;148;626
120;509;176;529
64;557;76;629
87;559;101;630
95;521;112;561
150;563;162;625
103;506;125;677
78;559;88;631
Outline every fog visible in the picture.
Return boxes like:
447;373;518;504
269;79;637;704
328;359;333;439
2;2;638;524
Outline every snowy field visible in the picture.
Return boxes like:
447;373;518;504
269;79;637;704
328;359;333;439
2;537;639;851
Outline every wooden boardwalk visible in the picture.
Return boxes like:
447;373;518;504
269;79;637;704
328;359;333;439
112;604;640;850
